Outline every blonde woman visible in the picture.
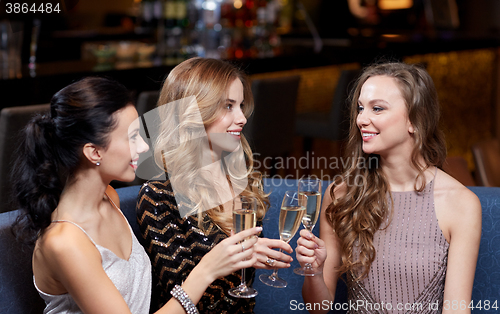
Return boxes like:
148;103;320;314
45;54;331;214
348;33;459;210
136;57;293;313
296;62;481;313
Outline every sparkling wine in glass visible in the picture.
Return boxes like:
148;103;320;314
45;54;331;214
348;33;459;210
294;176;322;276
259;191;305;288
228;195;258;298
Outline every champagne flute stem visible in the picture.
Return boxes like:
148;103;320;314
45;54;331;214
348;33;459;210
270;249;282;278
271;268;279;278
240;268;246;287
304;228;314;270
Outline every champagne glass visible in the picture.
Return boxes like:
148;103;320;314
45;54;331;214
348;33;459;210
259;191;305;288
228;195;258;298
294;176;322;276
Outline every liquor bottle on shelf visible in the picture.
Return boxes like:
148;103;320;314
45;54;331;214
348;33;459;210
152;0;163;55
256;0;267;26
164;27;180;65
140;0;154;30
186;0;200;30
266;0;280;27
164;0;176;28
175;0;188;28
154;0;282;61
278;0;293;34
153;0;163;25
245;0;256;28
201;0;220;29
219;30;233;59
234;1;246;28
220;0;234;28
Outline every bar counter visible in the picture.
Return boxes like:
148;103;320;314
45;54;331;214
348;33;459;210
2;29;500;109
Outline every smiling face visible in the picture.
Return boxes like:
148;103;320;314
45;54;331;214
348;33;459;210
205;78;247;153
356;75;415;157
100;105;149;182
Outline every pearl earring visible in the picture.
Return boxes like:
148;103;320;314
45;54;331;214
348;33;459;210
96;162;101;166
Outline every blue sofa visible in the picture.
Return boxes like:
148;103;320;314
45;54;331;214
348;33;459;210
1;178;499;314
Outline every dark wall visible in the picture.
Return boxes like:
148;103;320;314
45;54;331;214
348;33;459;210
460;0;500;35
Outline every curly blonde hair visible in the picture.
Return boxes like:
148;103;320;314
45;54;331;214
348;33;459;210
154;57;269;233
325;62;447;280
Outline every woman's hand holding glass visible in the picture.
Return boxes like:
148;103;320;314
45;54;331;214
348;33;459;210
294;176;323;276
196;226;261;283
259;191;304;288
251;238;293;269
228;195;260;298
295;229;327;274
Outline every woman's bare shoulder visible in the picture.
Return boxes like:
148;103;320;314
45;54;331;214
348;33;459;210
435;169;481;224
436;169;479;205
36;222;100;266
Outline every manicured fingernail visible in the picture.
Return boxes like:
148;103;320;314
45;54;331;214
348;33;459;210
256;227;263;232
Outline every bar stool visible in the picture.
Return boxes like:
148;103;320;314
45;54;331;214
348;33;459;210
472;138;500;187
136;90;160;117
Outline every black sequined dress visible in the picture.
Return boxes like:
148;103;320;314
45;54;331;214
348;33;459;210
136;180;256;314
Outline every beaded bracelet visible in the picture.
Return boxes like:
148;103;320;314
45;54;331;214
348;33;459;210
170;285;199;314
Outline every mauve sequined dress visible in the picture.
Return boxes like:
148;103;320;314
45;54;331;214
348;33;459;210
347;175;449;314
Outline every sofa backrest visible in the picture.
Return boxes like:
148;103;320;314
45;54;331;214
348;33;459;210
116;181;500;314
468;187;500;304
0;211;45;313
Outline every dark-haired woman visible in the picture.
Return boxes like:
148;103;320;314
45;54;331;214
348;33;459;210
296;63;481;314
12;77;262;314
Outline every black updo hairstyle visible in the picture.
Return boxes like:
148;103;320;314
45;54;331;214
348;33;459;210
11;77;132;244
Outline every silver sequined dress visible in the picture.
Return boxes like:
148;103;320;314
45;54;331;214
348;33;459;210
347;175;449;314
34;203;152;314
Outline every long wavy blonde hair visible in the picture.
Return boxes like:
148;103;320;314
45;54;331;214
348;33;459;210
154;57;269;233
325;62;447;279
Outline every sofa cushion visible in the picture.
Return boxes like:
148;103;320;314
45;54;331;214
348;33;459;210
0;210;45;314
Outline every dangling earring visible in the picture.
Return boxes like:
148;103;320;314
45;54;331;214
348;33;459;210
96;162;101;166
